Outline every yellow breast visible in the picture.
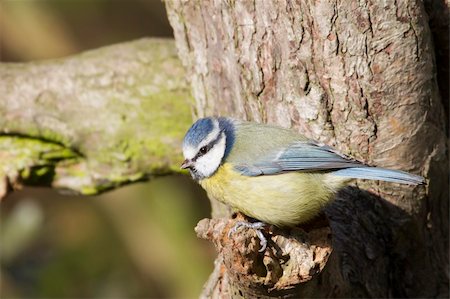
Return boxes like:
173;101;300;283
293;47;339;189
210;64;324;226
199;163;348;227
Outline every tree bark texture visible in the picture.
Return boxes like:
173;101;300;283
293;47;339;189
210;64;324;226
166;0;448;297
0;38;192;198
423;0;449;123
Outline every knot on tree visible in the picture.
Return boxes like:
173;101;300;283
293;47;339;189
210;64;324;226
195;215;332;297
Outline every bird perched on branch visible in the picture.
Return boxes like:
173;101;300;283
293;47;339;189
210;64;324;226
181;117;424;249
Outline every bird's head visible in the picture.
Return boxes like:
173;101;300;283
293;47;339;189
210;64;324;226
181;117;235;180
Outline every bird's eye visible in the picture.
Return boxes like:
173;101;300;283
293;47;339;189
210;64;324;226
199;146;208;155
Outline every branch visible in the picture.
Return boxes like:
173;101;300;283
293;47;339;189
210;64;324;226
195;215;332;298
0;38;192;198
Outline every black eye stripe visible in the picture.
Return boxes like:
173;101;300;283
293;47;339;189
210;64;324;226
192;144;211;161
192;131;224;161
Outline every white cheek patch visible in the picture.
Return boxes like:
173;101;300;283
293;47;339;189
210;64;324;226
195;135;226;178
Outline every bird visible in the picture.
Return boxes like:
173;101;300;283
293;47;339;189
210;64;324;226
181;117;424;231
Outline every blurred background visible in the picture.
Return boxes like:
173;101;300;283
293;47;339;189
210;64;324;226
0;0;173;61
0;1;214;298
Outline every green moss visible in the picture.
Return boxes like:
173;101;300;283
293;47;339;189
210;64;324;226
0;136;81;186
21;166;56;186
40;148;79;161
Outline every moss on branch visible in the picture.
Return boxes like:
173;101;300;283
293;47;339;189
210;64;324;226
0;38;193;197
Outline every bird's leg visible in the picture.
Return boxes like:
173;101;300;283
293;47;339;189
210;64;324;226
229;221;268;252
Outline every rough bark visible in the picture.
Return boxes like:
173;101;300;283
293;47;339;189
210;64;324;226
196;215;333;298
0;38;192;199
166;0;448;297
423;0;449;124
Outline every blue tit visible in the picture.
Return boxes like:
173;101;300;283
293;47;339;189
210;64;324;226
181;117;424;227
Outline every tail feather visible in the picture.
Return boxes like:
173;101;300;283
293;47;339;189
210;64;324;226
332;167;425;185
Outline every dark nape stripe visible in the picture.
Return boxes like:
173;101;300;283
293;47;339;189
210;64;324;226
218;117;235;160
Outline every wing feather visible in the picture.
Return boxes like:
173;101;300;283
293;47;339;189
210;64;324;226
233;140;365;176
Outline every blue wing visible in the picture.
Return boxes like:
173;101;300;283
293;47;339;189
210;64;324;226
233;140;424;185
234;141;365;176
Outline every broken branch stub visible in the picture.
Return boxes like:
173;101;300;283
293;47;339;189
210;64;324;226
195;216;332;298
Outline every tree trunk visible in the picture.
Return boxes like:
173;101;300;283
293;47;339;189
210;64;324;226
166;0;448;297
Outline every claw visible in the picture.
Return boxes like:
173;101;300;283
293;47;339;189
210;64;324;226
228;221;268;252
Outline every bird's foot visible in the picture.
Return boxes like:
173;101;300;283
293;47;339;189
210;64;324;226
229;221;267;252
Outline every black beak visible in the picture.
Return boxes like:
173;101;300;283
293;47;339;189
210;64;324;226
180;159;193;169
